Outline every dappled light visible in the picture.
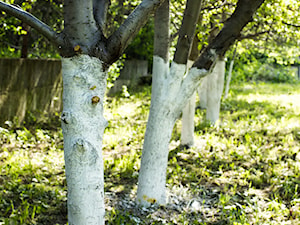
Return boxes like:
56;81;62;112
0;0;299;223
1;83;299;224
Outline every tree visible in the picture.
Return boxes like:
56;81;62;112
0;0;164;224
137;0;202;205
137;0;265;206
181;36;200;147
181;0;300;146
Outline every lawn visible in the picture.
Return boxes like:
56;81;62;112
0;82;300;224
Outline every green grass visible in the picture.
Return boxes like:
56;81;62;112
0;83;300;224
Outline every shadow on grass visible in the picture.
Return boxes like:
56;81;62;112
0;175;67;225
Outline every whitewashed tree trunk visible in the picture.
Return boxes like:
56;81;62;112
137;57;187;205
206;58;225;124
224;58;234;99
136;0;264;208
197;76;208;109
180;60;196;147
181;92;196;147
61;55;107;225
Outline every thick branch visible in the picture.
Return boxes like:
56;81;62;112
153;0;170;61
173;0;202;64
189;35;199;61
93;0;110;33
193;0;265;70
105;0;165;65
177;0;265;107
64;0;100;49
0;1;64;48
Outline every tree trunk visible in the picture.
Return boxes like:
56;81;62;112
224;58;234;99
61;55;107;225
0;1;171;224
180;60;196;147
181;92;196;147
224;47;237;99
206;58;225;124
198;76;208;109
137;0;202;206
137;58;186;206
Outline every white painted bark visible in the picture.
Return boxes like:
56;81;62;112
137;57;209;206
181;92;196;147
224;58;234;99
61;55;107;225
180;60;196;147
137;57;186;206
206;58;225;124
197;76;208;109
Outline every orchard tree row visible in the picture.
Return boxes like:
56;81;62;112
0;0;299;224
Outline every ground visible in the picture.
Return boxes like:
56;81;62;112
0;82;300;224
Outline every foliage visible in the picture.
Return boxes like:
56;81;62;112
229;55;298;84
107;54;126;89
0;0;63;58
124;19;154;62
1;83;300;224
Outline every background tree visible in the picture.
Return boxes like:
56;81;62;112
0;0;164;224
225;0;300;85
137;0;265;206
181;0;300;146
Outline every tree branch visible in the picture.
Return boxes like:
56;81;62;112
282;21;300;28
64;0;99;49
93;0;110;33
153;0;170;61
105;0;165;65
173;0;202;64
0;1;64;48
176;0;265;107
193;0;265;70
238;30;269;40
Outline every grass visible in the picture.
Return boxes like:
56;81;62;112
0;82;300;224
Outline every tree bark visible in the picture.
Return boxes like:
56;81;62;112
137;0;265;207
180;35;201;147
205;57;225;124
137;0;202;206
180;60;196;147
61;55;107;225
181;91;196;147
136;0;171;206
224;46;237;99
64;0;99;48
198;77;208;109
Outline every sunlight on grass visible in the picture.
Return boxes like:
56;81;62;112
1;83;300;224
